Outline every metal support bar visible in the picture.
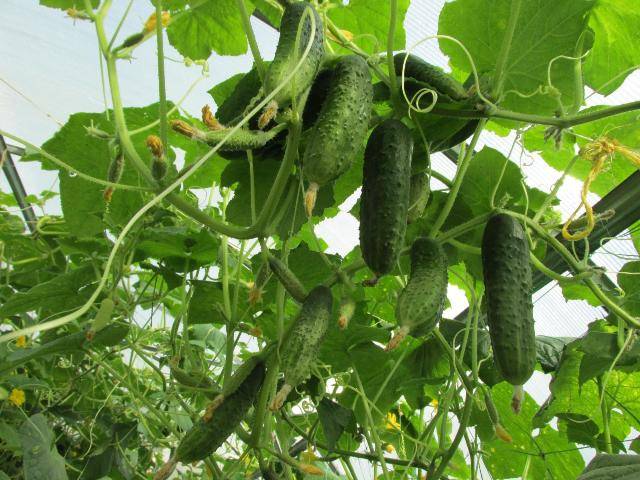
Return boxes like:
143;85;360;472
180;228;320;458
1;134;38;233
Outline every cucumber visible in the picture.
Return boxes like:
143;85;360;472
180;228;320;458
302;55;373;214
482;213;535;413
394;53;467;102
173;357;266;465
388;238;447;349
268;255;308;303
582;454;640;473
259;1;324;127
85;298;115;341
271;286;332;410
360;119;413;278
170;119;286;153
407;173;430;223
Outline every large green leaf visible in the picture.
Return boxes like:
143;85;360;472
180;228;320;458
474;383;584;479
166;0;250;59
327;0;409;54
0;265;95;317
20;414;68;480
439;0;595;115
584;0;640;95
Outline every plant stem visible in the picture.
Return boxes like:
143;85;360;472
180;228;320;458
431;121;486;237
155;0;169;148
598;376;613;454
386;0;401;113
237;0;265;79
431;100;640;128
430;394;474;480
491;0;522;98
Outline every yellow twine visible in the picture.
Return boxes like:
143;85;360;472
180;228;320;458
562;138;640;241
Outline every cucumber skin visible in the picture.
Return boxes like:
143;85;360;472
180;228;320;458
263;2;324;107
407;173;430;223
396;238;447;336
394;53;467;101
268;255;308;303
582;454;640;474
303;55;373;186
280;286;333;389
360;119;413;276
481;214;535;387
175;359;266;463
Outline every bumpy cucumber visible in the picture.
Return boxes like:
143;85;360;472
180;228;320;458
482;213;535;413
302;55;373;214
388;238;447;349
394;53;467;102
268;255;308;303
170;119;286;153
86;297;115;340
271;286;332;410
360;119;413;277
174;357;266;464
581;454;640;473
407;173;430;223
260;2;324;125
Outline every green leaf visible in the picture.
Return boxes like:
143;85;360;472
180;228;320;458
327;0;410;54
455;146;525;216
584;0;640;95
533;343;639;440
209;65;265;125
536;335;574;373
618;261;640;316
0;265;95;317
20;414;68;480
439;0;595;115
317;398;356;449
135;225;220;271
560;281;603;307
475;383;584;479
25;104;188;237
39;0;98;10
166;0;250;59
187;281;226;324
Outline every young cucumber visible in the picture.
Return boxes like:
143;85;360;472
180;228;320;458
482;214;535;413
360;119;413;279
270;286;333;410
394;53;467;102
302;55;373;215
259;2;324;128
154;357;266;479
407;173;430;224
388;238;447;350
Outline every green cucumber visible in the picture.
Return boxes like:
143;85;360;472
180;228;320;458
407;173;430;223
271;286;332;410
389;238;447;349
302;55;373;214
170;119;286;153
85;297;115;340
394;53;467;102
581;454;640;473
260;2;324;127
482;213;535;413
173;357;266;465
268;255;308;303
360;119;413;278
